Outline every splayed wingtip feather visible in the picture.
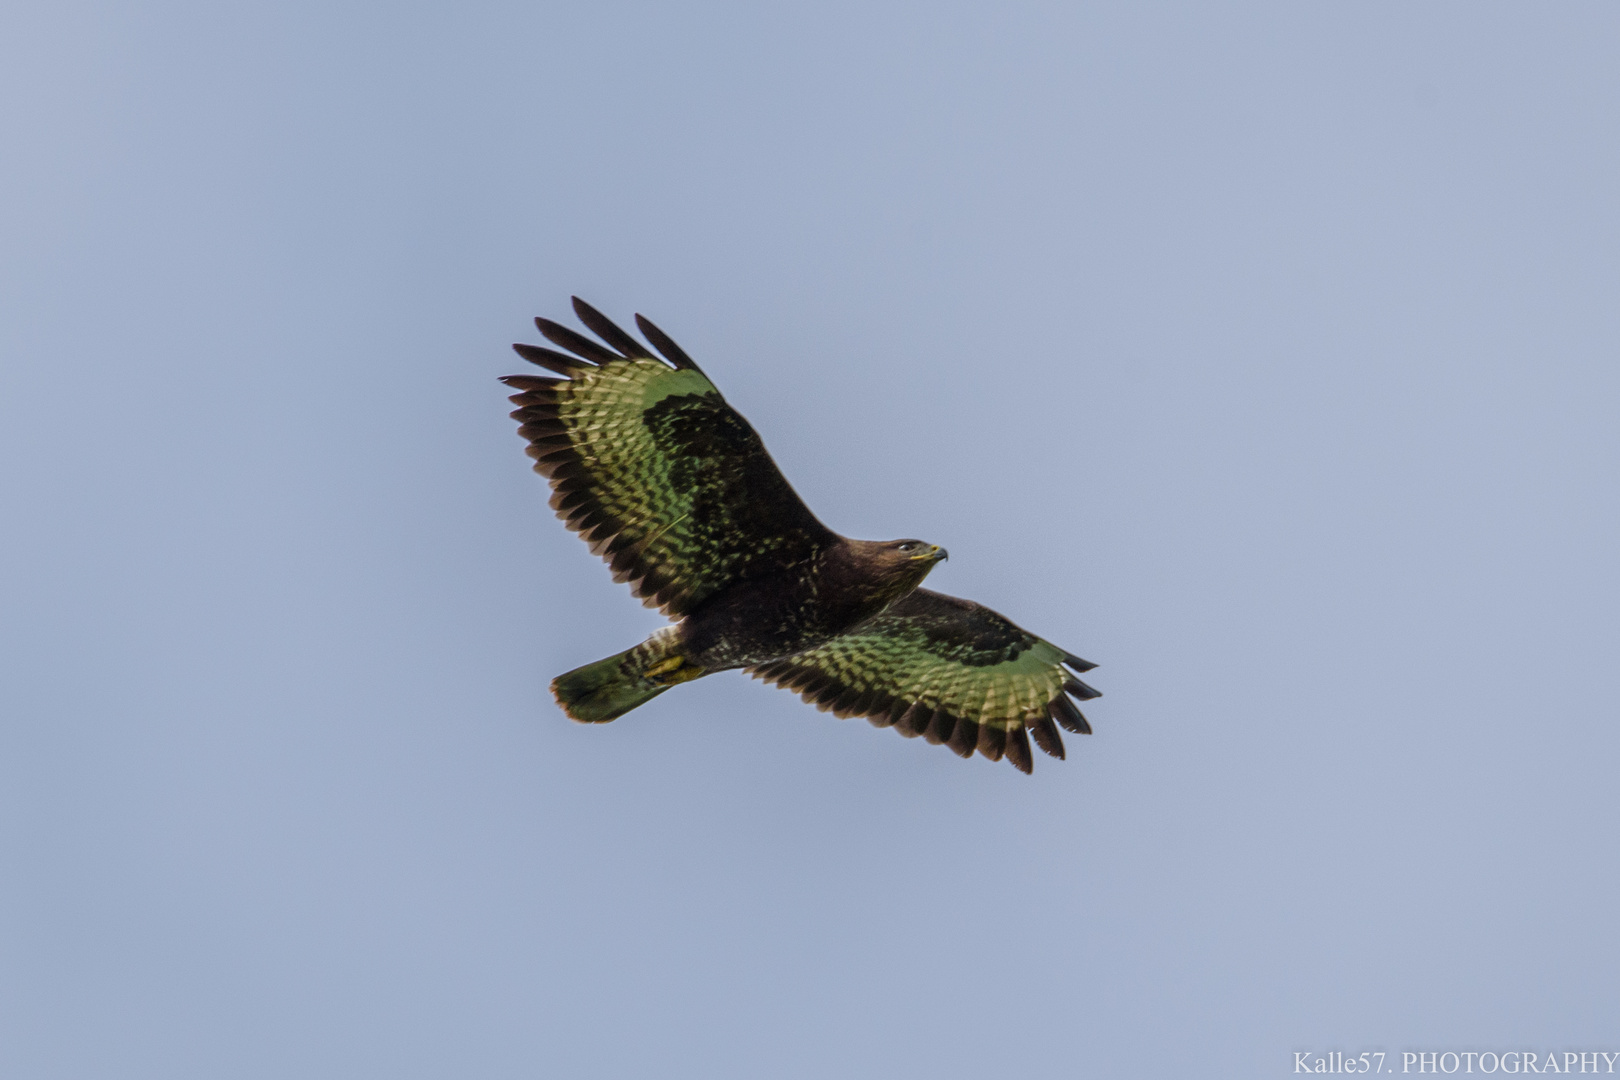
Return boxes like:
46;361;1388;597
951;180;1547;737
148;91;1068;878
571;297;658;361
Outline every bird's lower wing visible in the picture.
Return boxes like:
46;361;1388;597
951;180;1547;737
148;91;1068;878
504;299;835;618
748;588;1101;774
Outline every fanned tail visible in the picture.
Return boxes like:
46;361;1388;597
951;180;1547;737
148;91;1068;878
550;627;702;723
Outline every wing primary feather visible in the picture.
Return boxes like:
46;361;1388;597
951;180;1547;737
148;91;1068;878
814;680;846;706
1005;726;1034;774
516;419;567;442
551;488;593;513
1063;651;1098;673
573;508;611;535
634;314;704;372
869;699;905;728
605;533;643;561
1064;677;1102;700
510;407;559;427
1049;696;1092;735
511;400;561;419
895;703;931;738
499;374;562;391
752;662;787;683
1028;714;1065;759
550;463;598;487
779;669;817;693
569;508;610;535
797;673;834;700
534;318;622;364
924;709;957;746
518;429;570;448
977;723;1006;762
651;582;686;613
835;693;874;718
846;690;881;717
550;474;592;494
513;343;592;376
947;719;978;758
864;694;896;726
528;443;569;470
630;570;666;603
526;455;562;478
571;297;656;360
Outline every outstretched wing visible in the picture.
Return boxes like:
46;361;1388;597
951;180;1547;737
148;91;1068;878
748;588;1101;774
503;298;836;617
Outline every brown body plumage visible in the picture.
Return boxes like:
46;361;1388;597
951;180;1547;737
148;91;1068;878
677;538;946;671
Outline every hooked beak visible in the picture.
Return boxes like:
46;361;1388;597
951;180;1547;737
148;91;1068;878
910;544;947;563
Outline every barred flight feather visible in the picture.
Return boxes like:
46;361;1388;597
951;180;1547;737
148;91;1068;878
1065;677;1102;701
1005;727;1033;774
947;720;978;758
572;297;657;360
1050;695;1091;735
1028;714;1065;760
977;724;1006;762
513;343;593;376
535;318;621;365
635;314;703;372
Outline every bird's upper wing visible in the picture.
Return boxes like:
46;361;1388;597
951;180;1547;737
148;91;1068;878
503;299;836;618
748;588;1100;774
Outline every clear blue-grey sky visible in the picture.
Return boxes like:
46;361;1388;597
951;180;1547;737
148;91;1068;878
3;3;1617;1077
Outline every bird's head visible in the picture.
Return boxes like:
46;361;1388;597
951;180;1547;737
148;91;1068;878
834;538;948;607
876;538;948;591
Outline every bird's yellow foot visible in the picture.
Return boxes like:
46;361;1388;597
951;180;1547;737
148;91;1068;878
644;655;706;687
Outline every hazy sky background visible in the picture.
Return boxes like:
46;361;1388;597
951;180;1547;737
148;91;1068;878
3;3;1617;1077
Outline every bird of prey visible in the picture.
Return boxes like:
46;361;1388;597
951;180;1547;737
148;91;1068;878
503;299;1102;773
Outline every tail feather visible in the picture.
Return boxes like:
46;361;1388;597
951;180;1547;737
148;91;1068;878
550;627;696;723
551;651;667;722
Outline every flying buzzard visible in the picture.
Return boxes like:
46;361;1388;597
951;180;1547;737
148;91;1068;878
503;299;1102;773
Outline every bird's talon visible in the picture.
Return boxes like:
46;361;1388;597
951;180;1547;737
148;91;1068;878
645;655;706;687
644;656;685;679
